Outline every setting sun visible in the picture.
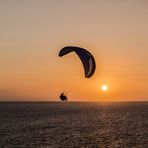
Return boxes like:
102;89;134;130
101;85;108;92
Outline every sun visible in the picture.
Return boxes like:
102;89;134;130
101;85;108;92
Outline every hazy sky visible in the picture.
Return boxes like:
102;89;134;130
0;0;148;101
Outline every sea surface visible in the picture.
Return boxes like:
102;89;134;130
0;102;147;148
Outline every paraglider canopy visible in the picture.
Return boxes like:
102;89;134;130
59;46;96;78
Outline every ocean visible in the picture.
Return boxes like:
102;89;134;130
0;102;147;148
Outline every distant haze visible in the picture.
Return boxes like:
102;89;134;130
0;0;148;101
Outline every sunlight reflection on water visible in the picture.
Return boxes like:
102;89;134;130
0;102;147;147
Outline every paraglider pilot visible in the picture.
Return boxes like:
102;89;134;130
60;92;68;101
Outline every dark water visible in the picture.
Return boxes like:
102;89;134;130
0;102;147;148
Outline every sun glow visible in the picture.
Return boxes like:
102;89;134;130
101;85;108;92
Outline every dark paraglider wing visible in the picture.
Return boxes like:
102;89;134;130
59;46;96;78
59;46;74;56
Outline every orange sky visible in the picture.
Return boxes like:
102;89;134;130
0;0;148;101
